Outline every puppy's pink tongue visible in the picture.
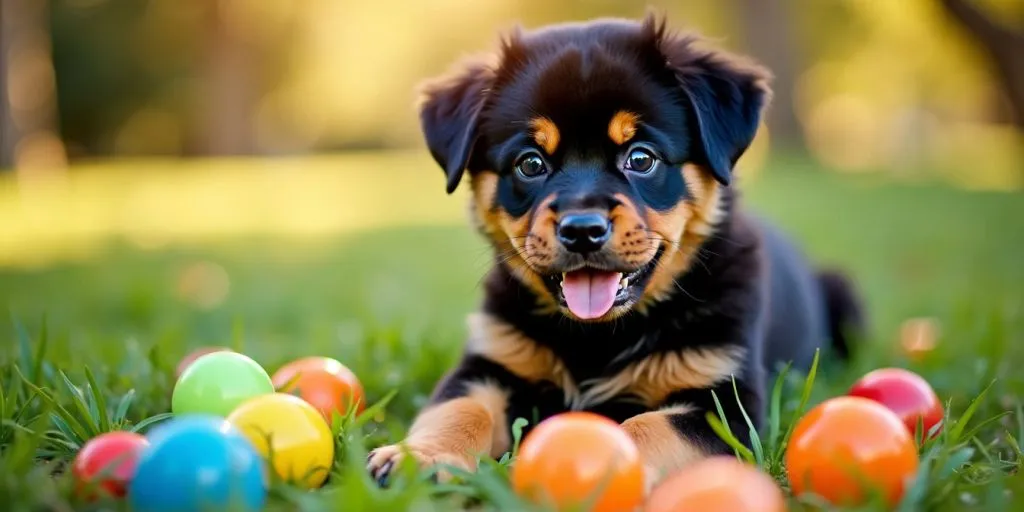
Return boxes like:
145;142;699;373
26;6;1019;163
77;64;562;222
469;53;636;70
562;270;622;320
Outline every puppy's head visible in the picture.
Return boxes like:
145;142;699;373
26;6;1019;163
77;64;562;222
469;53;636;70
419;15;770;321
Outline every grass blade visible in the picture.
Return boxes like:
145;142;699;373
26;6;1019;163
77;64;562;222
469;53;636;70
731;376;764;465
0;419;36;436
777;349;819;459
84;367;112;432
509;417;528;459
948;380;995;443
131;413;174;433
34;315;48;386
767;362;791;453
937;447;975;479
710;390;734;439
16;366;91;443
897;446;938;511
0;378;6;425
1016;402;1024;450
42;432;81;452
58;370;100;436
50;415;77;442
13;316;41;386
114;389;136;424
353;389;397;429
1005;432;1022;461
705;412;754;462
959;411;1011;444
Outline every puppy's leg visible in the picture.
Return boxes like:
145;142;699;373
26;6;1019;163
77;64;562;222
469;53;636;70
622;378;762;490
367;357;517;484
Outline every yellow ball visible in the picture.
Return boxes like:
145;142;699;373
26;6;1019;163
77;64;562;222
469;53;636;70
227;393;334;488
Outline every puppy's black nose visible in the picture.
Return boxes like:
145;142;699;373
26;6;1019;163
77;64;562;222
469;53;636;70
557;213;611;253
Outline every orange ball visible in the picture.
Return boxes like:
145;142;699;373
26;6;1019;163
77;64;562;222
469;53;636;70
786;396;919;507
511;412;644;512
175;346;231;379
646;456;787;512
271;357;365;423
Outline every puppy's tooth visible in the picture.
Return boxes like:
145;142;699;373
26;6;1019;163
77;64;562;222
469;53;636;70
619;278;629;288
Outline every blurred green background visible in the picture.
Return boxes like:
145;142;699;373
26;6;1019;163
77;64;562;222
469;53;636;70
1;0;1023;398
1;0;1023;267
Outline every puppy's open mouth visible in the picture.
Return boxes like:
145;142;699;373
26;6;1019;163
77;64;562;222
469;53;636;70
542;246;665;320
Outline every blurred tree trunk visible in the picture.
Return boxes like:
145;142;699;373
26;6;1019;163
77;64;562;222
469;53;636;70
938;0;1024;129
192;1;257;155
0;0;64;170
735;0;805;149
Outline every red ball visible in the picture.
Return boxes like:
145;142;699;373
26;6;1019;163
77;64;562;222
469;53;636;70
72;431;149;499
848;367;944;438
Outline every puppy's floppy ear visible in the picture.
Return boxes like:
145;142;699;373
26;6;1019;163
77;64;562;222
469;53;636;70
418;56;496;194
644;16;772;186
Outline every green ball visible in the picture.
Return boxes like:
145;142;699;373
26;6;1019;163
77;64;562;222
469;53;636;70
172;352;274;417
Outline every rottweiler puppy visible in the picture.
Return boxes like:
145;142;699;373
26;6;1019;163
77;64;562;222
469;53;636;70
367;14;864;487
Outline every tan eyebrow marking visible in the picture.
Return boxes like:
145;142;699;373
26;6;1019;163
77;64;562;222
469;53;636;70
608;110;640;145
529;117;560;155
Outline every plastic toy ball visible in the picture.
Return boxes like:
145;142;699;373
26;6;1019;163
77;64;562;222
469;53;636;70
848;367;944;439
645;456;787;512
227;393;335;489
172;351;274;417
129;416;267;512
72;431;148;499
511;412;644;512
176;346;231;379
272;356;365;423
786;396;919;507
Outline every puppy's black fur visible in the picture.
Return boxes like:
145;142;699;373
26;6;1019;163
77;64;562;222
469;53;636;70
368;15;864;485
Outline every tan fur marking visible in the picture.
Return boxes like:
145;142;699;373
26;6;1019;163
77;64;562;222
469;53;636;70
466;313;580;405
530;117;560;155
641;164;722;307
523;194;559;270
610;193;659;267
470;173;556;309
608;110;640;145
405;397;492;458
465;382;511;457
681;164;725;237
367;386;503;480
578;345;745;408
622;405;705;484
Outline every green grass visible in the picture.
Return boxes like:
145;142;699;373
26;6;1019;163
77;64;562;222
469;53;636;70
1;155;1023;510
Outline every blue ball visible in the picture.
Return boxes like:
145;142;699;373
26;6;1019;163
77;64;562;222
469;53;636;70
129;415;267;512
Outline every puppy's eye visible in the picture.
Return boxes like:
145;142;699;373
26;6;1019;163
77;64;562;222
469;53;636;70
625;148;656;173
515;153;547;179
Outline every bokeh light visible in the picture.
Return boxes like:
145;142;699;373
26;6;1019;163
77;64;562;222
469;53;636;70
176;260;231;310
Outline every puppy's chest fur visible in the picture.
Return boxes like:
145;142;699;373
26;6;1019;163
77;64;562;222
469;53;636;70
471;202;763;423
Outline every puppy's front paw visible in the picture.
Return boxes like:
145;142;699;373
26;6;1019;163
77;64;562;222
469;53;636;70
366;443;476;486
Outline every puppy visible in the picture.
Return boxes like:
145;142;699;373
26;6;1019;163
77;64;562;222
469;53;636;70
368;14;863;487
